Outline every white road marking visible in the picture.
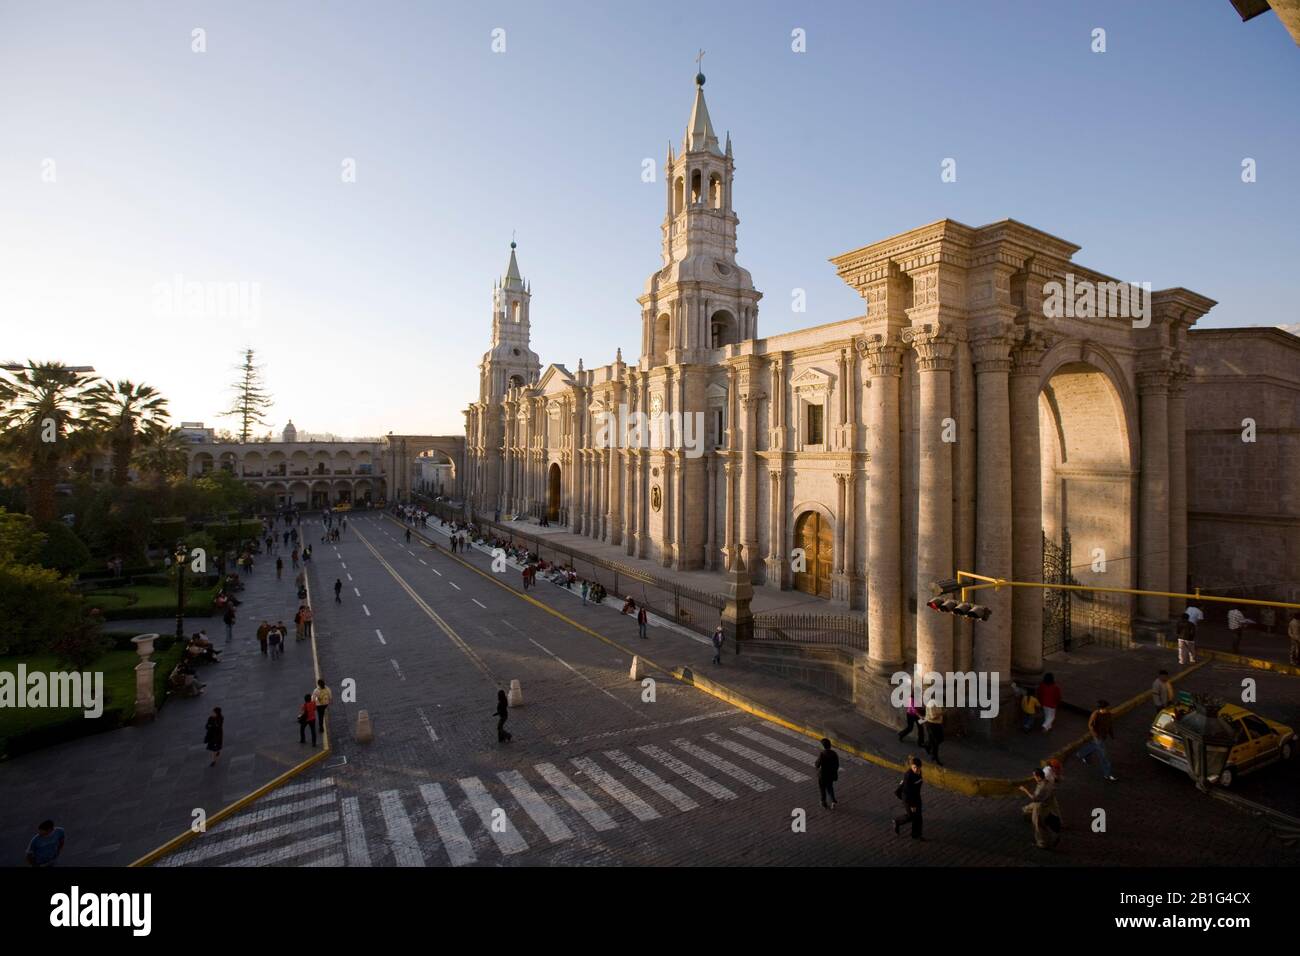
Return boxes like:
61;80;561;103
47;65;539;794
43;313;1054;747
528;638;642;716
501;619;523;633
570;756;660;821
378;790;425;867
347;573;353;582
704;733;810;782
229;831;342;868
340;561;346;569
431;568;442;576
419;558;428;565
353;587;361;597
340;796;372;867
554;709;736;746
390;659;406;681
603;750;699;812
459;777;528;855
497;770;573;844
362;604;371;616
760;722;867;762
419;783;475;867
303;852;345;867
535;762;617;832
449;581;461;590
375;629;386;645
672;739;773;792
473;598;487;609
417;706;439;743
158;813;338;866
638;744;738;800
731;726;817;764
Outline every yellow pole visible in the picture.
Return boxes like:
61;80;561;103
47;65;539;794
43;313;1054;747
952;571;1300;612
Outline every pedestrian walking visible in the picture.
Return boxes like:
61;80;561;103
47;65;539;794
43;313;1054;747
711;624;724;665
1289;612;1300;666
1227;608;1255;654
302;604;314;639
1076;699;1118;781
581;581;589;606
223;604;236;643
815;738;839;809
898;688;926;745
334;578;343;603
893;756;924;840
1175;612;1197;664
1020;686;1042;732
1036;672;1061;733
268;624;283;660
312;680;332;739
637;604;648;639
276;556;284;580
292;547;300;570
298;694;317;746
923;704;945;766
1019;767;1062;849
294;606;305;641
405;528;411;544
522;566;531;591
494;688;513;742
257;620;270;656
25;820;66;867
1151;669;1175;709
1185;602;1205;629
204;707;224;767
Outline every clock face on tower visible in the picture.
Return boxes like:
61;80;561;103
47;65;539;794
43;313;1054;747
650;394;663;417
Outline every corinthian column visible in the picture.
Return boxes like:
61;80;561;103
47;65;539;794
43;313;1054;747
1138;367;1171;622
863;334;904;673
1167;364;1188;615
906;325;955;678
972;332;1014;682
1009;335;1047;678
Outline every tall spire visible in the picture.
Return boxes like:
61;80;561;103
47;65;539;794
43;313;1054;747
503;239;524;291
684;69;721;155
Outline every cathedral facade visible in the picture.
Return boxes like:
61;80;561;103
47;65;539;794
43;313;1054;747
464;73;1216;688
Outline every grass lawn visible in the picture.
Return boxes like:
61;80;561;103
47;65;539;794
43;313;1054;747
0;642;186;754
82;581;219;618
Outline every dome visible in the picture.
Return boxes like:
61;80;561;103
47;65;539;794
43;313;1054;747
282;420;298;442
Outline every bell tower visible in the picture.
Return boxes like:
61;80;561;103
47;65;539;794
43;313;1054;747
479;241;541;402
638;66;761;367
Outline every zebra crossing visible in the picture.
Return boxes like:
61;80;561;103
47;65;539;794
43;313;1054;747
156;722;848;867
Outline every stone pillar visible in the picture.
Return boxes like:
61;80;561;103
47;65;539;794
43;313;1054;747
607;444;622;546
831;472;849;602
863;334;904;673
972;334;1014;683
132;633;158;724
1167;367;1188;615
1138;368;1171;622
910;326;956;677
765;468;784;587
707;456;718;570
739;389;761;573
843;471;857;603
723;460;737;569
625;451;638;556
1009;336;1047;678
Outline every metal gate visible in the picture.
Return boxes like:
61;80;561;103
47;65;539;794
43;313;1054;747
1042;530;1073;654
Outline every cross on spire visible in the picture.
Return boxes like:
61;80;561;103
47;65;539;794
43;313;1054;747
696;49;705;72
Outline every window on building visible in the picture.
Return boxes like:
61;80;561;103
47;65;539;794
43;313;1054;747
713;408;725;448
806;403;824;446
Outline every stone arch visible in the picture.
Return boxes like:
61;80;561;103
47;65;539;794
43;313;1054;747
1037;353;1136;604
310;479;331;509
653;313;672;360
547;462;562;523
384;434;466;501
192;451;213;476
690;168;702;204
288;480;309;506
710;309;737;348
673;175;684;215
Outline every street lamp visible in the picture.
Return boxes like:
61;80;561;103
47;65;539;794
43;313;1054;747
1175;693;1235;792
174;541;188;641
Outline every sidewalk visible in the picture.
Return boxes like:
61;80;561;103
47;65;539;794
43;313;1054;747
406;514;1214;794
0;542;321;867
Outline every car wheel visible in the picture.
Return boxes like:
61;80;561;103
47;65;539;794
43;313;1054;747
1282;741;1294;761
1218;766;1234;788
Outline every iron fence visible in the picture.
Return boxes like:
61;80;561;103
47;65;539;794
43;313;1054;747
752;611;866;652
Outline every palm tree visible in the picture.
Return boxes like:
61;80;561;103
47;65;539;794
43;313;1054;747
83;380;169;486
0;362;100;523
134;423;191;485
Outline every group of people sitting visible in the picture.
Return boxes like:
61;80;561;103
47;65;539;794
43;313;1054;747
167;660;205;697
185;631;221;664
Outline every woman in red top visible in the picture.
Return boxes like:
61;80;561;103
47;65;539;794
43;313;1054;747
1036;673;1062;732
299;694;317;746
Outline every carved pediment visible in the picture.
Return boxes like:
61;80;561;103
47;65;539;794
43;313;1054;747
790;366;834;395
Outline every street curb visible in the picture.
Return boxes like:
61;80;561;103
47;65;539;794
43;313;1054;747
1197;648;1300;676
130;533;330;867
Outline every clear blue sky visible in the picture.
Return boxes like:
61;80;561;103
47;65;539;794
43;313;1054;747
2;1;1296;436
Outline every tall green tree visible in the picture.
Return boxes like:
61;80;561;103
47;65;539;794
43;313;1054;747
134;423;191;485
83;379;169;485
0;362;100;524
222;348;273;443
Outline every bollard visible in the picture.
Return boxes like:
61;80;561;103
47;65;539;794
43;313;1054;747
508;678;524;707
629;656;647;680
356;709;374;743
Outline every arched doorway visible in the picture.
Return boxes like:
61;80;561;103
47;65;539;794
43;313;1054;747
793;511;833;598
547;463;561;523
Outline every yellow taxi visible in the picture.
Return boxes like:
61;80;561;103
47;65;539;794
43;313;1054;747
333;503;352;513
1147;701;1295;787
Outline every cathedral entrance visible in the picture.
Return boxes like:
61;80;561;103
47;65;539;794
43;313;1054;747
547;463;561;523
793;511;833;598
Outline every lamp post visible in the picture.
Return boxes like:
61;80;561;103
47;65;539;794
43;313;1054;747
174;541;188;641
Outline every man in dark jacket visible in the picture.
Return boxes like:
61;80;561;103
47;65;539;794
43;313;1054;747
815;738;839;809
893;755;925;840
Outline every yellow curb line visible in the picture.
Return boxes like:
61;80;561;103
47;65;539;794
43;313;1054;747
130;537;329;867
1198;648;1300;676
